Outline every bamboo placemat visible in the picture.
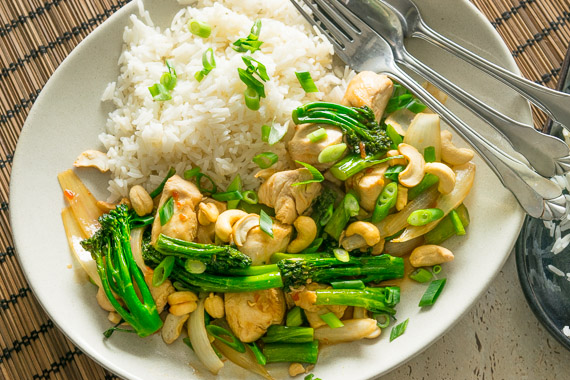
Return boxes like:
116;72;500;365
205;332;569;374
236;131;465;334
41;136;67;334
0;0;569;379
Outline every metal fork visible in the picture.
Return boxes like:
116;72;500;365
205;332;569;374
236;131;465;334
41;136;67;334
289;0;566;220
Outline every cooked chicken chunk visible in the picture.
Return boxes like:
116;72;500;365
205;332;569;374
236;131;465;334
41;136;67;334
291;283;347;329
225;288;286;342
288;123;344;171
151;175;202;245
238;221;293;265
345;162;389;212
143;273;175;314
342;71;394;120
258;168;322;224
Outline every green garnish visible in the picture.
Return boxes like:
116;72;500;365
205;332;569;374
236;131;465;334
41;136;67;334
195;48;216;82
407;208;444;226
386;124;403;149
317;143;347;163
419;278;446;307
206;324;245;353
286;306;304;327
292;161;324;186
152;256;175;287
188;19;211;38
409;267;433;283
333;248;350;262
252;152;279;169
260;209;274;237
148;60;177;101
233;20;263;53
150;167;176;198
212;190;243;202
241;190;259;205
238;56;269;110
295;71;319;93
385;83;426;114
226;174;242;209
424;146;436;163
449;209;466;235
384;164;405;182
389;318;409;342
371;182;398;223
320;312;344;328
307;127;327;142
159;197;174;226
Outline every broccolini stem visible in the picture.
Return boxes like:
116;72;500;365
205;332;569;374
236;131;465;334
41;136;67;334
315;287;400;315
263;341;319;364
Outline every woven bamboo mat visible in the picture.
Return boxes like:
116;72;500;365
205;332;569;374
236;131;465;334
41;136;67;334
0;0;569;379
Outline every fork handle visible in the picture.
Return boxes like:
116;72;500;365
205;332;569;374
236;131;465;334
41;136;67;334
398;52;570;178
389;65;566;220
414;20;570;129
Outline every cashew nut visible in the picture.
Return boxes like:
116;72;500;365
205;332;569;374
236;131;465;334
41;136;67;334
386;149;407;166
168;291;198;316
162;313;190;344
108;311;121;324
289;363;306;377
287;216;318;253
215;209;248;242
398;143;425;187
440;130;474;165
97;198;130;213
396;184;408;211
424;162;456;194
232;214;261;247
409;244;454;267
198;202;220;226
345;221;381;246
371;238;385;255
129;185;153;216
73;149;109;172
204;293;225;319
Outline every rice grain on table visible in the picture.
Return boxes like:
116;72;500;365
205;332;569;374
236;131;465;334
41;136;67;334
100;0;351;201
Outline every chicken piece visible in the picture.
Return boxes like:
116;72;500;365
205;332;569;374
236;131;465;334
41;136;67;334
195;223;216;244
342;71;394;120
238;222;293;265
225;288;286;342
288;124;344;171
144;273;175;314
345;162;389;212
291;283;347;329
151;175;202;245
258;168;322;224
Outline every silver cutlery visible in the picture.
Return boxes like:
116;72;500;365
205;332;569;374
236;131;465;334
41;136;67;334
339;0;570;178
290;0;567;220
380;0;570;131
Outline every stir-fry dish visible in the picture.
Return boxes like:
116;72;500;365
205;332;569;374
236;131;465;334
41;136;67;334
58;2;476;378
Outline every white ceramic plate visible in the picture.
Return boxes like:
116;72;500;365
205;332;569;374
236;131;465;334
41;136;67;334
10;1;527;379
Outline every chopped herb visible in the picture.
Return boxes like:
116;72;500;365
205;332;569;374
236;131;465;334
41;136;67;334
333;248;350;262
244;87;261;110
188;19;211;38
409;267;433;283
449;209;466;235
260;209;274;237
159;197;174;226
195;48;216;82
212;190;243;202
385;83;426;114
295;71;319;93
233;20;263;53
268;122;288;145
419;278;446;307
432;265;442;275
241;190;259;205
238;56;269;110
320;312;344;328
150;167;176;198
292;161;324;186
385;164;405;182
252;152;278;169
386;124;403;149
152;256;175;287
243;56;269;81
148;60;177;101
307;127;327;142
226;174;242;209
373;313;391;329
261;124;271;142
389;318;409;341
424;146;436;163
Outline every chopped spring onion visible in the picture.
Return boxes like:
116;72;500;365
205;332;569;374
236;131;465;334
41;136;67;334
195;48;216;82
226;174;242;209
262;325;314;344
260;209;274;238
389;318;409;342
331;280;365;289
424;146;436;163
373;313;391;329
252;152;279;169
408;173;439;200
233;20;263;53
148;83;171;101
243;56;269;81
206;324;246;353
307;127;327;142
162;60;177;91
330;153;405;181
333;248;350;262
159;197;174;226
150;167;176;198
185;259;207;274
148;60;177;101
300;237;323;253
246;342;267;365
424;204;470;244
183;167;201;180
268;122;287;145
386;83;426;114
449;209;466;235
407;208;444;226
295;71;319;93
409;267;433;283
238;68;266;98
195;173;218;194
385;164;405;182
406;98;427;113
286;306;304;327
317;143;347;163
371;182;398;223
263;341;319;364
432;265;442;275
188;19;211;38
292;161;324;186
241;190;259;205
261;124;271;142
320;312;344;328
419;278;446;307
386;124;403;149
212;190;243;202
152;256;175;287
244;87;261;110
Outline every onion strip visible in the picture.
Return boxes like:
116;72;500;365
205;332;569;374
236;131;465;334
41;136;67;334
393;162;476;242
188;298;223;375
212;339;274;380
130;227;151;275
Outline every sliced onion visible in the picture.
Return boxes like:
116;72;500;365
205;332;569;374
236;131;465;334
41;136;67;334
212;338;274;380
393;162;475;242
375;187;439;238
188;298;224;375
384;236;424;257
314;318;379;344
61;207;102;287
385;108;416;135
130;227;151;275
403;113;442;162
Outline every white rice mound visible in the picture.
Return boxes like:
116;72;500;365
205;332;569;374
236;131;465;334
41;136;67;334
99;0;351;201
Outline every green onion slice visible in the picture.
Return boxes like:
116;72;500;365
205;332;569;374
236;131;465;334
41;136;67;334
195;173;217;194
233;20;263;53
389;318;409;342
148;83;172;101
152;256;175;287
286;306;304;327
243;56;269;81
244;87;261;110
241;190;259;205
373;313;391;329
295;71;319;93
252;152;279;169
320;312;344;328
261;124;271;142
238;68;265;98
333;248;350;262
185;259;207;274
188;19;211;38
292;161;324;186
202;48;216;71
449;209;466;235
409;267;433;283
424;146;436;163
183;167;201;180
432;265;442;275
331;280;365;289
212;190;243;202
386;124;403;149
407;208;444;226
226;174;242;210
246;342;267;365
268;122;287;145
194;70;206;82
159;197;174;226
206;324;246;353
317;143;347;164
384;165;405;182
260;209;274;237
150;167;176;198
419;278;446;307
307;127;327;142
